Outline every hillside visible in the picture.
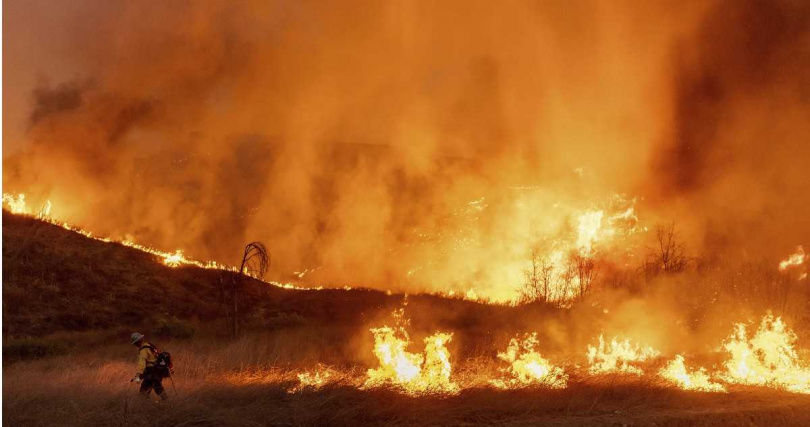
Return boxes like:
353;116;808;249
2;211;562;361
5;212;810;426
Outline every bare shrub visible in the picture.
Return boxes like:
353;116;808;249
520;250;555;303
642;223;687;280
570;253;597;301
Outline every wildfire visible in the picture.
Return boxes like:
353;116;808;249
720;314;810;394
8;193;810;397
587;335;660;375
401;192;645;304
779;246;806;271
574;200;643;257
364;309;458;394
490;333;568;389
576;210;604;256
289;365;338;393
2;193;28;214
161;249;190;267
659;355;726;392
3;193;221;268
1;193;348;293
2;192;50;218
533;198;644;304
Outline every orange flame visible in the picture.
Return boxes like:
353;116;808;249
659;355;725;392
778;246;806;271
364;309;458;394
490;333;568;389
721;314;810;394
586;335;660;375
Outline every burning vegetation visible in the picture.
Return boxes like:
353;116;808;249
4;0;810;424
721;315;810;394
363;308;458;394
659;355;726;393
586;335;660;376
490;333;568;389
281;311;810;396
4;187;810;398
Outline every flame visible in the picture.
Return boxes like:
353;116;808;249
576;210;604;256
403;192;645;304
3;192;226;270
490;333;568;389
38;200;52;218
289;365;337;393
10;194;810;397
538;198;644;303
659;355;726;392
587;335;660;375
364;309;458;394
4;191;647;303
779;246;806;271
2;193;28;214
2;193;318;291
720;314;810;394
161;249;189;267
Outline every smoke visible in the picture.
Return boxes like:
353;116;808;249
655;0;810;258
4;0;809;300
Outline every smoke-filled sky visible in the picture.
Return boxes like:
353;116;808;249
4;0;809;300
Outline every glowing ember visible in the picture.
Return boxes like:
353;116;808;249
587;335;660;375
659;355;725;392
364;309;458;394
778;246;806;271
491;333;568;389
721;314;810;394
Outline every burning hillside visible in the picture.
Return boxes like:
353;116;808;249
5;209;810;395
4;197;810;425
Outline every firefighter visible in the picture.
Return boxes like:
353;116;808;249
130;332;166;399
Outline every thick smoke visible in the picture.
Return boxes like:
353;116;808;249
4;0;808;300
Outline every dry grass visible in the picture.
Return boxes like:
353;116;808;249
5;333;810;426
